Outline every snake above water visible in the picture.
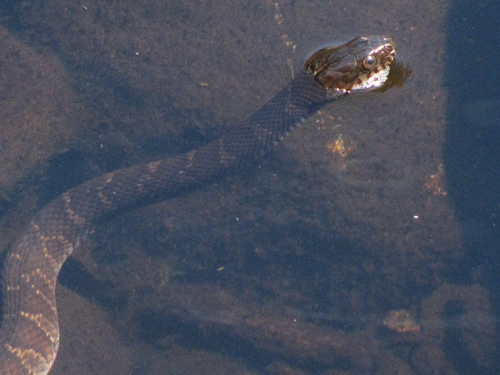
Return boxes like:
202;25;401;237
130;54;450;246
0;35;396;374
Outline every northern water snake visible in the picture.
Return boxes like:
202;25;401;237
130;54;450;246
0;35;396;374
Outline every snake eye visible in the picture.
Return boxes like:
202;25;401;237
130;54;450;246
363;55;377;69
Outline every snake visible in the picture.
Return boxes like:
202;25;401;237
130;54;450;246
0;35;396;374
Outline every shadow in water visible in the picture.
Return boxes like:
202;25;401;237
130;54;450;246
443;0;500;372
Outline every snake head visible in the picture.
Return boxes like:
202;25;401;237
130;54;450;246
305;35;397;93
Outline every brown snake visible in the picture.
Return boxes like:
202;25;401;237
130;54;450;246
0;36;396;374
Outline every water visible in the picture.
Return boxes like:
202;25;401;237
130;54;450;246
0;0;498;374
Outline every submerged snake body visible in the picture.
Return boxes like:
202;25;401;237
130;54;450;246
0;36;395;374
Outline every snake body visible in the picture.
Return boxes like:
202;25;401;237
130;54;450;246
0;36;395;374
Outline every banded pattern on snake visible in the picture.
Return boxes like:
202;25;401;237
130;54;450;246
0;35;396;374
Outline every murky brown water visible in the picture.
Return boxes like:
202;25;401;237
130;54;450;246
0;0;497;374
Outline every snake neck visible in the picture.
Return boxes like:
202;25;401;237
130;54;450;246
44;69;333;226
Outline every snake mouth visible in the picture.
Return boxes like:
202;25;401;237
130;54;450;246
306;35;397;93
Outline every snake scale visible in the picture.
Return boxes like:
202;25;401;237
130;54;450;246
0;35;396;374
